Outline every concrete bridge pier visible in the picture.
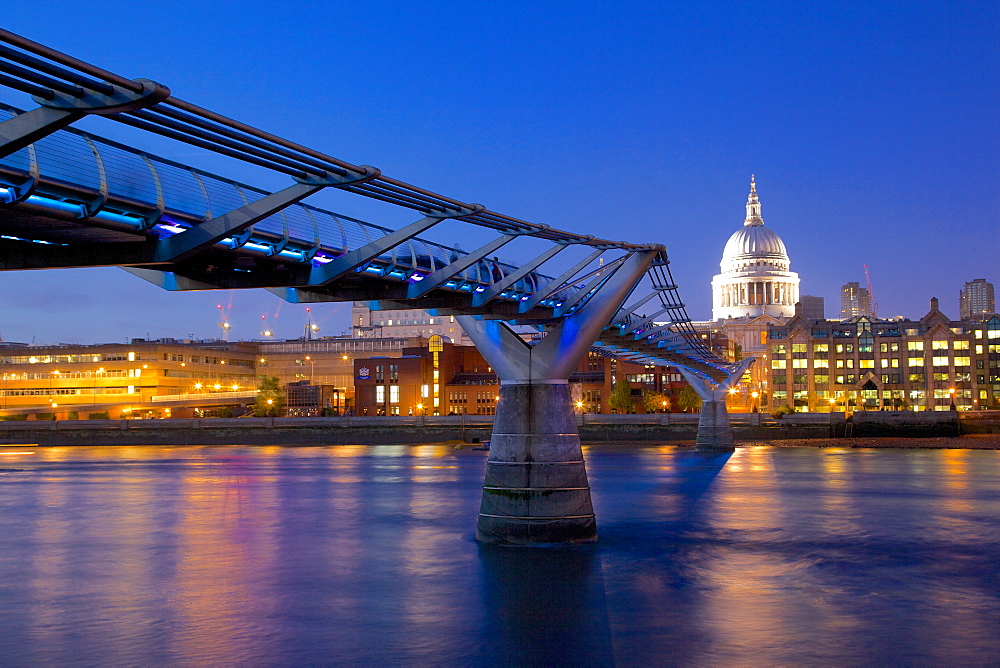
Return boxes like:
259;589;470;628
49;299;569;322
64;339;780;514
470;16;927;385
678;358;754;451
457;250;658;545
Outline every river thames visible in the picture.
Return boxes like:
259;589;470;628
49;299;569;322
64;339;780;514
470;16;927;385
0;444;997;665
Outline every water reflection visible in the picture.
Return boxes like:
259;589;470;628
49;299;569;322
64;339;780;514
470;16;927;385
478;544;614;666
0;445;996;664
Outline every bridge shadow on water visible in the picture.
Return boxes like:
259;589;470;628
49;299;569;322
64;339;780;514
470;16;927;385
475;448;731;666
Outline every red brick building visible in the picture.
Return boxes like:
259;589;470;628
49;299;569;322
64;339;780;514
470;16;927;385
352;335;727;416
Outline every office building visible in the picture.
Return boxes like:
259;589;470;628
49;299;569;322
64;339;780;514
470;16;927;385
766;298;1000;412
351;302;472;345
840;281;872;318
800;295;825;320
960;278;996;321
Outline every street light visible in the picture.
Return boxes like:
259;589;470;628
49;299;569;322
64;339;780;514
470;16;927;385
751;390;759;413
949;387;957;411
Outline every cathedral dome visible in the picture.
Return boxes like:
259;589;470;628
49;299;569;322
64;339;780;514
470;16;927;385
711;176;800;320
718;175;790;273
721;223;789;267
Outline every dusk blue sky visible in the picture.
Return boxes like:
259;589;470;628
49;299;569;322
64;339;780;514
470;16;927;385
1;1;997;344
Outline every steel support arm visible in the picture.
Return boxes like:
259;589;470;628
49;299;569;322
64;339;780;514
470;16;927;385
459;249;659;383
553;255;630;318
517;248;605;313
0;106;82;158
611;285;675;326
123;267;222;291
307;215;446;286
471;243;566;307
407;233;517;299
155;182;323;263
633;320;679;341
622;305;675;333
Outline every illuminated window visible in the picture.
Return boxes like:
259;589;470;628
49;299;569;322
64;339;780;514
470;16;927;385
813;344;829;353
389;385;400;404
376;386;385;403
860;360;875;368
954;356;970;367
771;360;787;369
953;340;969;350
932;356;949;367
908;357;924;367
792;359;807;368
908;341;924;351
814;359;829;368
932;340;948;350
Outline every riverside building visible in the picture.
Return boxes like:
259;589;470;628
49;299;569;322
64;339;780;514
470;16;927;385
766;298;1000;412
0;339;258;419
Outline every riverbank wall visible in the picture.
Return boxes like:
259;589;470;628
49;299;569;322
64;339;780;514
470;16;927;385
0;413;840;446
1;411;995;446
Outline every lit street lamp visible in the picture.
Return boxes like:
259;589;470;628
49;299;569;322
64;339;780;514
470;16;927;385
949;387;957;411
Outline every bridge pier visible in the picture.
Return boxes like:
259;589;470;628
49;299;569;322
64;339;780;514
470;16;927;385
478;381;595;544
678;358;754;451
458;250;658;545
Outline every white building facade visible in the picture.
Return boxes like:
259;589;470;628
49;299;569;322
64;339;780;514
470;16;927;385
711;177;800;320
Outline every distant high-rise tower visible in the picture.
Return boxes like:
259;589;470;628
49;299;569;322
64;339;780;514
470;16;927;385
840;281;872;318
800;295;825;320
959;278;996;320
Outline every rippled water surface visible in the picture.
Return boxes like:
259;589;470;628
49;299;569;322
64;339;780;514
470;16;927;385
0;444;997;665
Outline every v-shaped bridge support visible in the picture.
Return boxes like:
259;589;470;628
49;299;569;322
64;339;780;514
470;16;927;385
457;249;659;545
676;357;755;451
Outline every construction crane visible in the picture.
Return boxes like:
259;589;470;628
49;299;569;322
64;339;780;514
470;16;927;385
304;307;320;340
259;314;274;338
864;265;878;318
216;290;235;340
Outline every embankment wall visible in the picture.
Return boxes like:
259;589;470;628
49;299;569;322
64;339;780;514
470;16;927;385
0;411;994;446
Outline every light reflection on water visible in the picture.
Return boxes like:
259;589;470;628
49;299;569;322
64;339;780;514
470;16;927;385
0;445;997;665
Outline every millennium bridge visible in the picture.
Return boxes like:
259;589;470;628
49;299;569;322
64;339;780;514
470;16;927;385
0;29;750;544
